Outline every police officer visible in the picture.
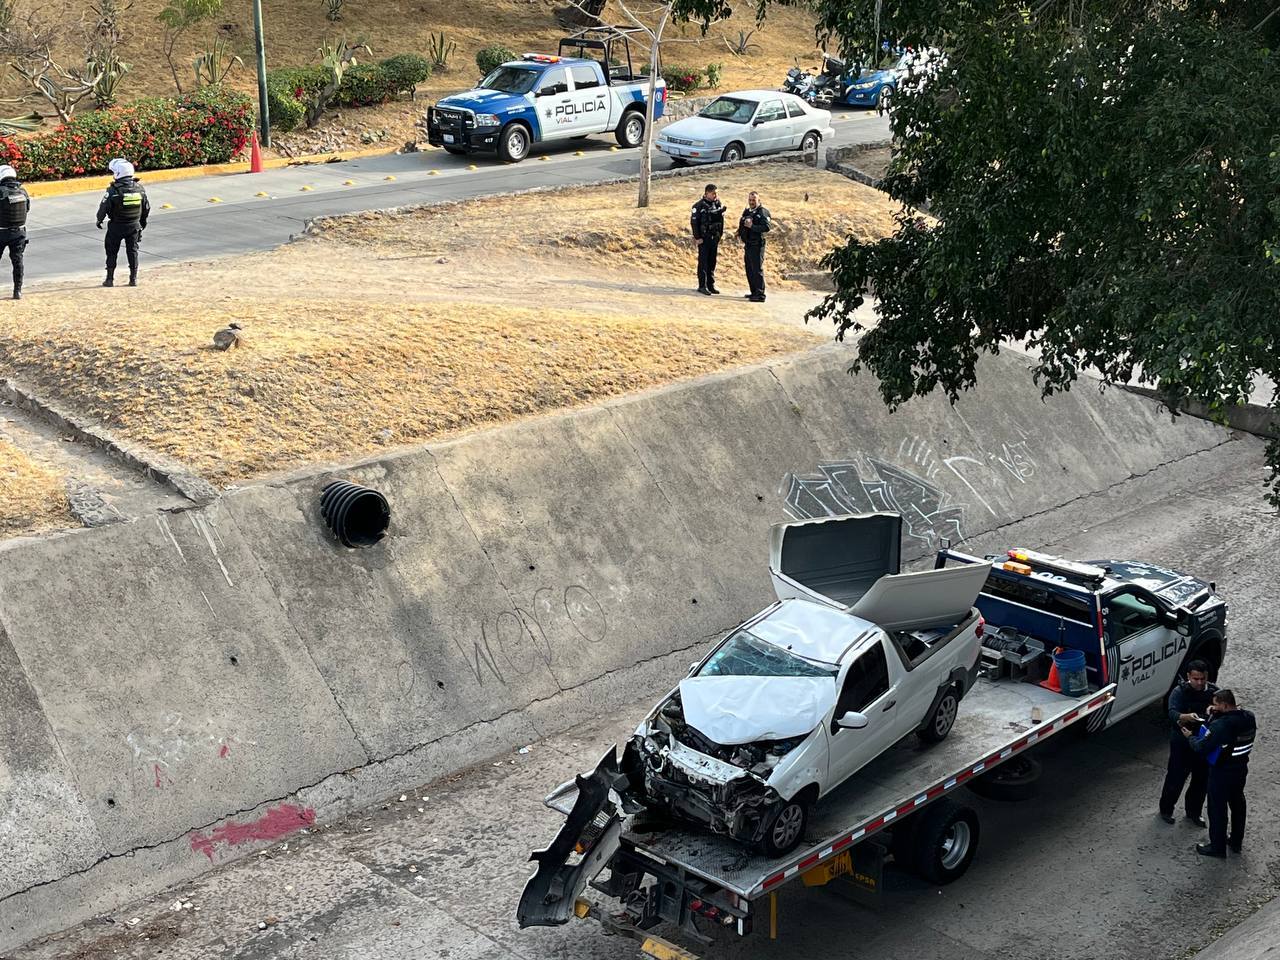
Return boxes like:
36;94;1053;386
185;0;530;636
1185;688;1256;857
691;183;724;295
1158;659;1216;827
96;158;149;287
0;164;30;300
737;190;771;302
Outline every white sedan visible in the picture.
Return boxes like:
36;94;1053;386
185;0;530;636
655;90;835;165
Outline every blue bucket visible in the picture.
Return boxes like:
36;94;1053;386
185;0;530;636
1053;648;1088;696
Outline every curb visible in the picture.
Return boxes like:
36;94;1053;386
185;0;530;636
23;145;401;198
1120;384;1279;440
0;378;218;504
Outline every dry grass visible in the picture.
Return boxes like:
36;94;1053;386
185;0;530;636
8;0;825;156
0;438;73;536
325;164;900;287
0;296;815;484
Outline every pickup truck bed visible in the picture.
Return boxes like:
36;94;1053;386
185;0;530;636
547;677;1111;900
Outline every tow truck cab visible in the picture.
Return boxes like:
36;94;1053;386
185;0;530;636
426;27;666;162
935;547;1228;728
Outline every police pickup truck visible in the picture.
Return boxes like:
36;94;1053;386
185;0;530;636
426;28;666;163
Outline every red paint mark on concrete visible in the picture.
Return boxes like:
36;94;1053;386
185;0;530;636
218;744;230;759
152;764;173;789
189;803;316;862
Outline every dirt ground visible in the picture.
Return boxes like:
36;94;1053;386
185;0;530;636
850;145;892;181
0;437;72;536
9;0;827;157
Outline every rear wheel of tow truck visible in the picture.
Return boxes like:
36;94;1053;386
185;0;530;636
908;799;980;885
616;110;646;148
965;755;1042;802
760;798;809;857
498;123;531;163
918;686;960;744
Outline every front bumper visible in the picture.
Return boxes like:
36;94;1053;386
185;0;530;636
656;141;721;164
426;106;502;153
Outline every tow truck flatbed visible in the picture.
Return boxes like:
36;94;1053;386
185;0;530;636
543;678;1114;902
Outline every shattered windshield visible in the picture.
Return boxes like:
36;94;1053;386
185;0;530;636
698;629;838;679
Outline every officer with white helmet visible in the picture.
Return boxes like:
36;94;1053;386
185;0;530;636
0;163;30;300
96;157;150;287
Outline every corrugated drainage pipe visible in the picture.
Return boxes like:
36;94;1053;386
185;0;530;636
320;480;390;548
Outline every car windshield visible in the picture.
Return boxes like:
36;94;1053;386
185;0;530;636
480;66;540;95
698;97;757;124
698;629;838;679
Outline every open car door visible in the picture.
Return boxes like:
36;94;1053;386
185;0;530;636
770;513;992;630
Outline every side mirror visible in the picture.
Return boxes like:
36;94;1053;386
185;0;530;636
836;711;869;730
688;661;700;676
752;117;764;125
537;85;559;97
1159;610;1179;630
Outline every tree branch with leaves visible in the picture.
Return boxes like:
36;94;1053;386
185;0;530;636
157;0;222;94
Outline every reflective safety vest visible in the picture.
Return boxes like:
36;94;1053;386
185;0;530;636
110;181;144;223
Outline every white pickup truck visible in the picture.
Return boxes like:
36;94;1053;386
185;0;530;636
425;27;667;162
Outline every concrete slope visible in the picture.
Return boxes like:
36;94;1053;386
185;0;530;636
0;343;1230;950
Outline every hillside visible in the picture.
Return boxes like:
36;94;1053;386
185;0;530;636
4;0;824;154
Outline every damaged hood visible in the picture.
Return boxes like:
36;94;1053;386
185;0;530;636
678;675;835;745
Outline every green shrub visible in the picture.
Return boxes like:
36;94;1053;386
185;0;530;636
378;53;431;94
265;66;325;131
705;62;722;89
335;62;386;106
661;64;703;93
0;86;254;181
475;44;517;77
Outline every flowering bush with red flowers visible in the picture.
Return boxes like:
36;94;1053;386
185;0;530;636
0;87;255;182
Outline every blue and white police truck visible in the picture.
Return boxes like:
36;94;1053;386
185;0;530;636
426;27;667;163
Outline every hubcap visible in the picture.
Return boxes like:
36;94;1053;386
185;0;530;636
935;694;958;735
772;804;803;849
727;147;741;161
803;135;817;151
626;117;643;143
940;821;971;870
507;130;527;159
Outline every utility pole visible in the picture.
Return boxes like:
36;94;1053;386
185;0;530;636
252;0;271;146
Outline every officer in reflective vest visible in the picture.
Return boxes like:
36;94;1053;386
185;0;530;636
95;158;150;287
0;164;30;300
1185;688;1256;857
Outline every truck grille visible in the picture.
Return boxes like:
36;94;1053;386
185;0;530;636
433;108;472;130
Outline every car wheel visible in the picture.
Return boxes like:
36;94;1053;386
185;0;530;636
498;124;530;163
759;798;808;857
616;111;645;148
721;141;745;163
918;686;959;744
908;799;979;885
965;755;1042;802
876;85;892;112
800;131;820;153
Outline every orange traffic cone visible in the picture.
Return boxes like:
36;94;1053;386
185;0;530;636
249;132;263;174
1040;647;1062;693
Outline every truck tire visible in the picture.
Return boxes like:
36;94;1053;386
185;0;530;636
918;685;960;744
498;123;531;163
907;799;979;885
616;110;645;148
759;797;809;857
965;755;1042;802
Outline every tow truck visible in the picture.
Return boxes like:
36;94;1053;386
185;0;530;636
517;516;1227;958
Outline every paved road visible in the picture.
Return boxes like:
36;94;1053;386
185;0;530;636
16;438;1279;960
24;112;890;284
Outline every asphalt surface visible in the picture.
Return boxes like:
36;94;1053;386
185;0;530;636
15;438;1278;960
23;112;890;284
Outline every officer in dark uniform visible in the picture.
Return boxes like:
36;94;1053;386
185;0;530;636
737;190;771;302
1158;659;1216;826
690;183;724;295
96;158;150;287
1185;688;1256;857
0;164;30;300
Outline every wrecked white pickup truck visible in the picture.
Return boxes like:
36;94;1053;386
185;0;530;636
631;513;991;856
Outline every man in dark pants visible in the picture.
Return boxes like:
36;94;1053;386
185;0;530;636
1185;688;1256;857
737;190;772;302
96;158;150;287
0;164;30;300
1159;660;1216;826
691;183;724;295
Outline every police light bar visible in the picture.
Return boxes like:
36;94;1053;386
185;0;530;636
523;53;561;63
1006;549;1108;585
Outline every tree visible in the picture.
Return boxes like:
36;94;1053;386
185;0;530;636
157;0;221;94
0;5;103;122
677;0;1280;504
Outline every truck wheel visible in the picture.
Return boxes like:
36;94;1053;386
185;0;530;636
908;799;979;885
616;110;645;148
918;686;960;744
966;755;1042;802
759;798;808;857
498;124;530;163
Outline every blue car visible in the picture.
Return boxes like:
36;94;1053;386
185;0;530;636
789;47;941;111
